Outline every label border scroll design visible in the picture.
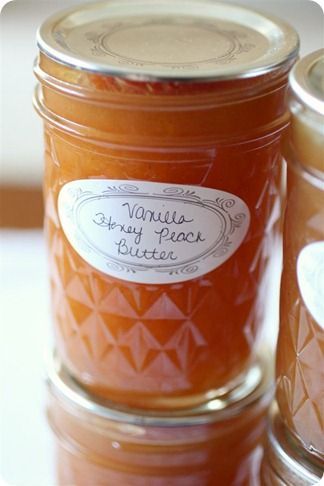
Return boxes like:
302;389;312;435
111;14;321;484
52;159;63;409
59;181;250;283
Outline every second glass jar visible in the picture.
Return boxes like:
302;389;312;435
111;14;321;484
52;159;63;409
276;50;324;461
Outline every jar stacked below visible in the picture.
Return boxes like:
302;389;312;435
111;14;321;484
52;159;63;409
34;0;298;411
47;349;272;486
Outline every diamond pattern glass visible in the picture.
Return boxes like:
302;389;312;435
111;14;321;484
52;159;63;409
44;123;282;409
276;163;324;460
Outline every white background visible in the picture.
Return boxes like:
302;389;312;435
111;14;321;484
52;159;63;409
0;0;323;187
0;1;323;485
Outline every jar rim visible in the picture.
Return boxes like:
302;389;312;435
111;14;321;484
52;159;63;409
289;49;324;116
265;404;323;482
37;0;299;82
46;348;272;427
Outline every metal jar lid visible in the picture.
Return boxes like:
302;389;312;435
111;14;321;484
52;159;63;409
46;348;272;427
290;49;324;115
37;0;299;82
263;404;323;485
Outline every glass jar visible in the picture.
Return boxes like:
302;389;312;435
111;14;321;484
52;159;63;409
276;50;324;461
260;405;323;485
47;349;272;486
34;0;298;410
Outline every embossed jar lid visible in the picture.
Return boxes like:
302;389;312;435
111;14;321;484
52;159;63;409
37;0;299;81
290;49;324;115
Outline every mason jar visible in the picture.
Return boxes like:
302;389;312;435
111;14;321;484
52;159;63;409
34;0;298;410
47;349;272;485
276;50;324;461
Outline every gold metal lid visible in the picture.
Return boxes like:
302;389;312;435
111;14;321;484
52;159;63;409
290;49;324;115
46;348;272;427
37;0;299;82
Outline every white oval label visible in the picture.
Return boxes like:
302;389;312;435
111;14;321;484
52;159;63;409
58;180;250;284
297;241;324;330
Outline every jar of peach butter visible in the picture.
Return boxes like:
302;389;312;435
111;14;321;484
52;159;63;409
260;405;323;486
276;50;324;461
34;0;299;410
47;349;272;486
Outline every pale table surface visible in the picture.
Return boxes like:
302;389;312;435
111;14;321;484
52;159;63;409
1;230;54;486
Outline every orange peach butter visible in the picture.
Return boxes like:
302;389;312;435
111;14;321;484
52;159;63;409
36;53;292;409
